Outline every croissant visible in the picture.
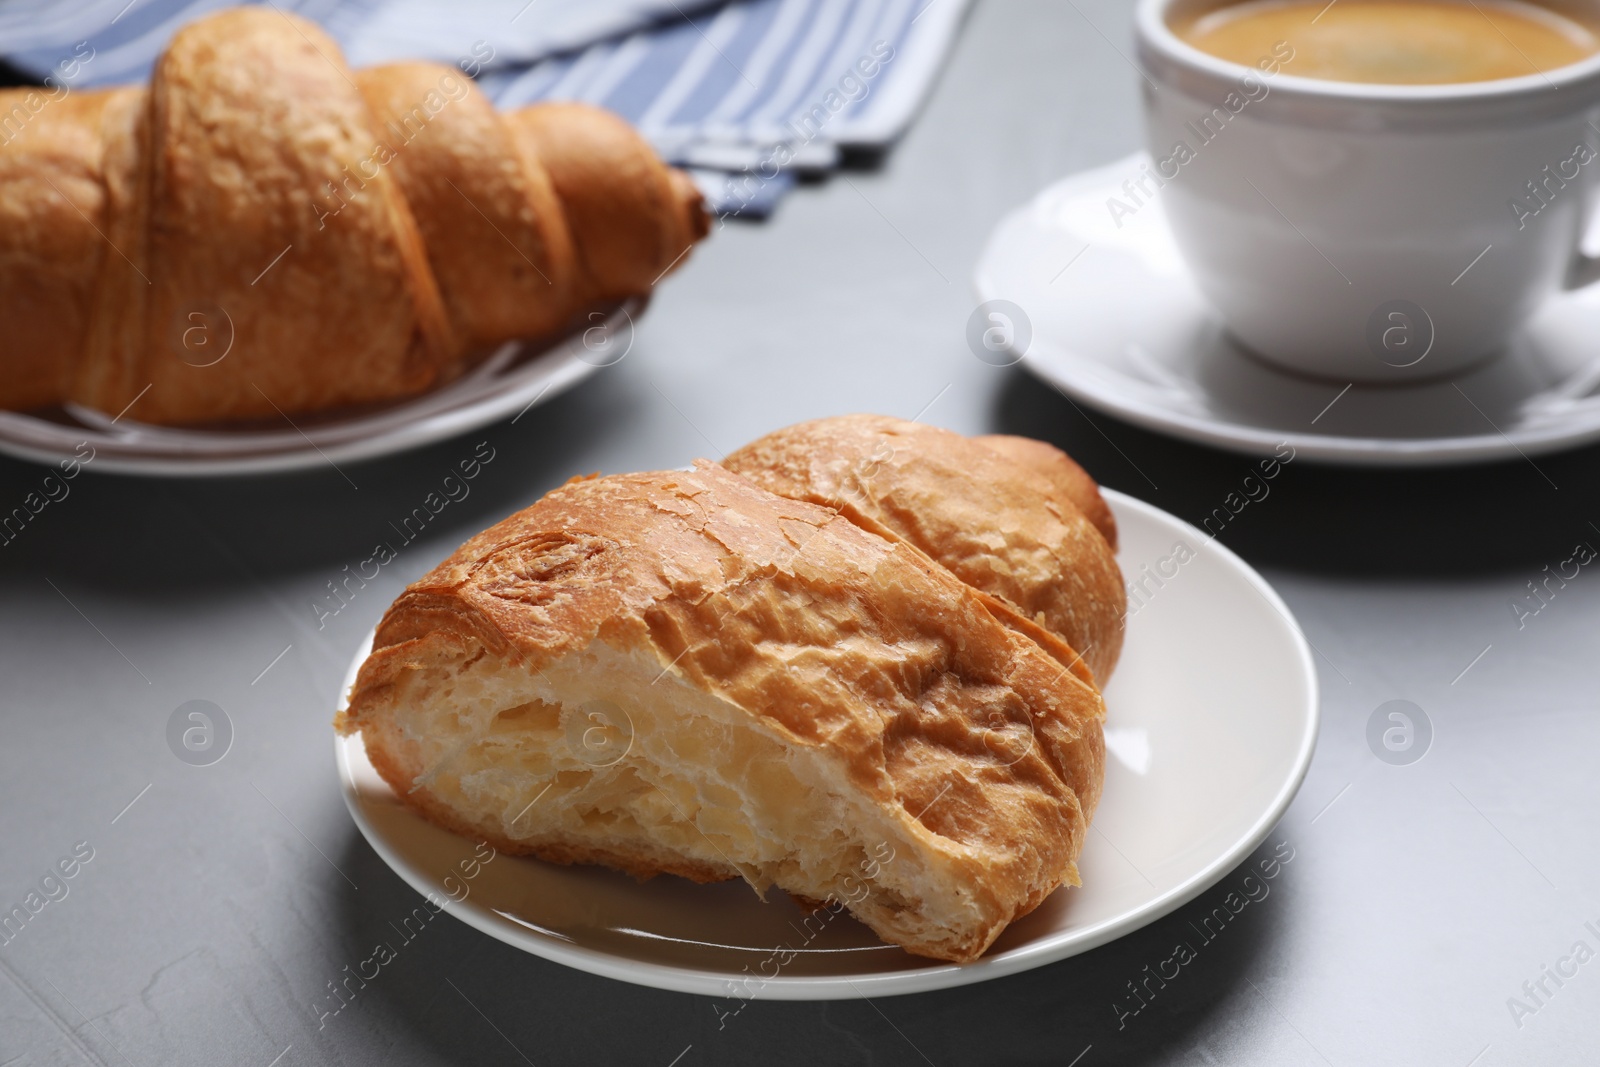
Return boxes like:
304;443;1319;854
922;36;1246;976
338;424;1119;962
0;8;707;424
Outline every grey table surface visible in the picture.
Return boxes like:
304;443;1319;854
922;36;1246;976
4;1;1600;1064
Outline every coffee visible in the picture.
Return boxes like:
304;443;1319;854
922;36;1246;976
1175;0;1600;84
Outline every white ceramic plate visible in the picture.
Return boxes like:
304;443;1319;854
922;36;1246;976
0;301;639;477
975;155;1600;465
334;489;1318;999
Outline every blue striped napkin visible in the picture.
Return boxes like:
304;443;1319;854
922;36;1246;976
0;0;971;216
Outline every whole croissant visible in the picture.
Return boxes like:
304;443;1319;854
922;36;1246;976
0;8;708;424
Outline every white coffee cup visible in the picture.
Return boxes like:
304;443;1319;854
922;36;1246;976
1134;0;1600;382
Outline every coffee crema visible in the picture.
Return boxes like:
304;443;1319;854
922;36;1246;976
1174;0;1600;84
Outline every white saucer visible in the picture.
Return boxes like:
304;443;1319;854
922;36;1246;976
975;155;1600;466
334;490;1318;1000
0;301;640;478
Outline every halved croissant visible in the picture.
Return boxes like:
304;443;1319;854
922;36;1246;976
339;427;1119;962
0;8;707;424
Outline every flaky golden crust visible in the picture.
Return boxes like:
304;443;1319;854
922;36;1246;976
355;62;578;351
975;434;1118;551
74;8;456;423
342;462;1105;962
0;88;130;411
2;8;706;423
506;103;708;305
724;416;1128;683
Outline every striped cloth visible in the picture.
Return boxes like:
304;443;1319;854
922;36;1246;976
0;0;971;215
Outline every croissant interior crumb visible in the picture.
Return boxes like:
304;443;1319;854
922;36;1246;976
361;639;989;960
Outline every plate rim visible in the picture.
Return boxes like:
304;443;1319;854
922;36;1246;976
975;153;1600;467
334;488;1320;1000
0;301;641;478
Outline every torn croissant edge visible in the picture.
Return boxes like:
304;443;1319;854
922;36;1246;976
337;457;1110;964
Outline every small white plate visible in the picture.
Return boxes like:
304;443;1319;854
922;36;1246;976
334;489;1318;999
0;301;640;477
975;155;1600;466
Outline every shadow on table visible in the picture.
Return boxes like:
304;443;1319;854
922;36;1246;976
326;824;1289;1066
0;374;637;591
993;368;1598;577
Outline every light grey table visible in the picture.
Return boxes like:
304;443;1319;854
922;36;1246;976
3;2;1599;1064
